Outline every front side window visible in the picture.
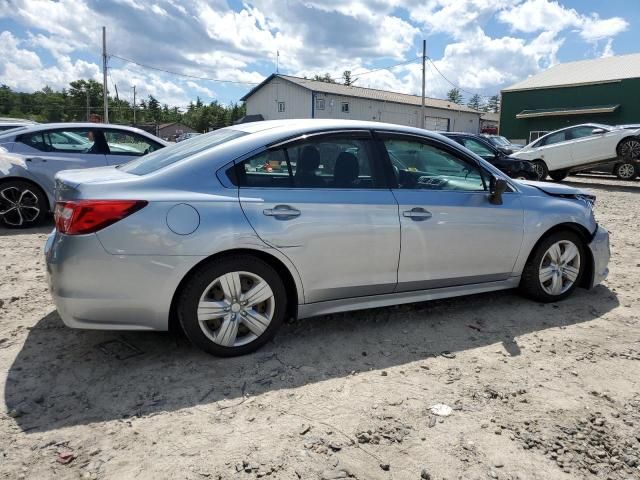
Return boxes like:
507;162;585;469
234;134;381;189
278;102;285;113
103;130;162;156
341;102;349;113
541;130;567;146
384;137;485;191
17;128;103;154
461;138;494;157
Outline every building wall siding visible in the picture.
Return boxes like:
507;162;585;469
244;78;480;133
245;78;311;120
500;78;640;142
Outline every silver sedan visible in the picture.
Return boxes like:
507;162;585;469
45;119;610;356
0;123;167;227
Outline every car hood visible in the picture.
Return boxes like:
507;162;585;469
518;180;586;196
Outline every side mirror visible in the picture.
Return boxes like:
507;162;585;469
591;128;606;135
489;177;508;205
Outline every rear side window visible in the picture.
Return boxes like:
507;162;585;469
232;134;383;189
121;128;246;175
103;130;162;156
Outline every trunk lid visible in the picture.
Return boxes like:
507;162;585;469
54;166;137;201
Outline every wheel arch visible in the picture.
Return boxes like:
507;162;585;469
0;176;51;210
523;222;594;289
168;248;301;333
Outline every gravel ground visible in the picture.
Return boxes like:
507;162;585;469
0;174;639;480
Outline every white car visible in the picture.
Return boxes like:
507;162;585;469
512;123;640;181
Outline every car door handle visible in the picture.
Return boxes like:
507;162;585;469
25;157;46;162
263;205;301;219
403;208;432;220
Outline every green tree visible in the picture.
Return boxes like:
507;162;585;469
312;73;336;83
446;88;463;104
467;93;482;111
342;70;352;86
486;94;500;113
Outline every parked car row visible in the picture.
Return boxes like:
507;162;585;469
511;123;640;181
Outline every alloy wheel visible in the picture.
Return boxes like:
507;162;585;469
620;140;640;160
197;271;275;347
617;163;636;179
0;187;41;227
538;240;581;295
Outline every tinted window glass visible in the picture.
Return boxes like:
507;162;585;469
103;130;161;156
384;138;485;191
17;129;103;154
541;131;566;146
461;138;494;157
235;135;381;189
568;126;598;140
121;128;246;175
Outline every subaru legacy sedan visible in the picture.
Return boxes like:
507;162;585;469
45;120;610;357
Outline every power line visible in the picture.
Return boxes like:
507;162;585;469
351;58;420;79
426;57;491;100
109;54;260;85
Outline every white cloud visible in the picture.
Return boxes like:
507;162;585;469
497;0;628;42
0;0;632;106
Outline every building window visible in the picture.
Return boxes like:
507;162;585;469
316;98;325;110
341;102;350;113
278;101;285;113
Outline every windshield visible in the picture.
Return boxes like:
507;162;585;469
120;128;247;175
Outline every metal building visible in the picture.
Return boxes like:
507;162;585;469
500;53;640;144
241;74;481;133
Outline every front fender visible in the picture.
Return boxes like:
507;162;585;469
0;154;53;209
513;191;597;275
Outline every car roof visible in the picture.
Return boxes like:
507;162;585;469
0;122;168;144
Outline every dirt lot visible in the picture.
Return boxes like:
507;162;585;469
0;175;639;480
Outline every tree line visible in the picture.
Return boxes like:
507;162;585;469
0;79;246;132
446;88;500;113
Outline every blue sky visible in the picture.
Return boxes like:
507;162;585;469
0;1;635;108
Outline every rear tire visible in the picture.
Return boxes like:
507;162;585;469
549;169;569;182
0;180;48;228
519;231;585;303
532;160;548;180
618;138;640;161
177;255;287;357
614;162;637;180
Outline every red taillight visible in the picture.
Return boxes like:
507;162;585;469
54;200;148;235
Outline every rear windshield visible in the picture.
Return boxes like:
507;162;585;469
120;128;247;175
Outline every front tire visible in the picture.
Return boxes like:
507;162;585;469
0;180;48;228
519;231;585;303
532;160;548;180
614;162;637;180
177;256;287;357
549;169;569;182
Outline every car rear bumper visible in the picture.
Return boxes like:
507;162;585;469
587;225;610;288
44;230;205;330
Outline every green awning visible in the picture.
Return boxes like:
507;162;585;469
516;104;619;119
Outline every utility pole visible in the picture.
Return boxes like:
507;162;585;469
102;26;109;123
132;85;136;125
86;89;90;121
421;39;426;130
